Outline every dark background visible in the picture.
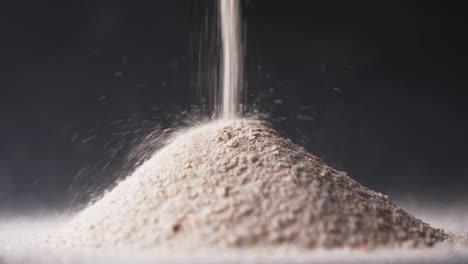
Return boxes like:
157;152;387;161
0;1;467;210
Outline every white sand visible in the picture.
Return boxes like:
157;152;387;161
1;120;467;263
38;119;448;251
1;205;467;264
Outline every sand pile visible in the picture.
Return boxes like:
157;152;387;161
45;119;448;250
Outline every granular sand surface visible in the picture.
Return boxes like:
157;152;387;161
43;119;449;251
2;205;467;264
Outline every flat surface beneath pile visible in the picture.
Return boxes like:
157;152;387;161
1;201;467;264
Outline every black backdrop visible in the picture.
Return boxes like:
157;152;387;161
1;1;467;210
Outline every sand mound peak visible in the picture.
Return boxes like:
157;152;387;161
46;119;448;250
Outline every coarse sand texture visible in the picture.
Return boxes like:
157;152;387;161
45;119;449;250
